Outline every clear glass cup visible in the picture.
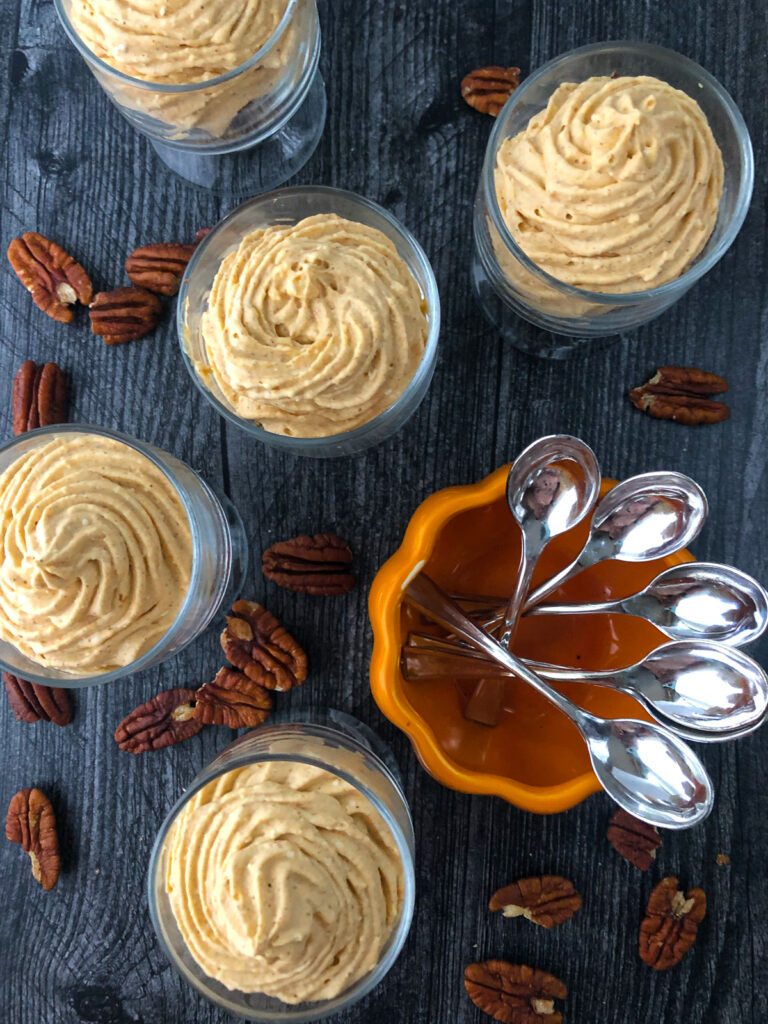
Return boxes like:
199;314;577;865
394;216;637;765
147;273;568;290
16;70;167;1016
179;185;441;457
472;42;754;354
148;719;416;1022
0;424;247;688
54;0;326;193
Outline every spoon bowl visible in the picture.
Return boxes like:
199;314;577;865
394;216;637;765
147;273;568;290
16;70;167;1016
528;562;768;646
506;435;602;546
623;640;768;731
525;471;708;608
583;715;714;828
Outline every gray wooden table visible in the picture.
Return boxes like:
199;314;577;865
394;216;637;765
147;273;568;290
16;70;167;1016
1;1;767;1022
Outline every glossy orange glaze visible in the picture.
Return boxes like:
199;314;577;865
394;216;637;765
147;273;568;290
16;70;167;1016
369;466;693;809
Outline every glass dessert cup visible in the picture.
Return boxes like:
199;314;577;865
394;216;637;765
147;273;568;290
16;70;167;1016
54;0;326;193
179;185;441;457
471;41;754;354
369;464;695;814
148;721;416;1022
0;424;247;689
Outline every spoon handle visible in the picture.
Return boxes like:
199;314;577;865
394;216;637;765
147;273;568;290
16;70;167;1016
523;555;584;610
405;574;588;727
526;596;625;617
402;642;621;685
498;548;537;648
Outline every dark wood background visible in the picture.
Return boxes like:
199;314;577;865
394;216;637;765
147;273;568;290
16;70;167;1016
1;1;766;1021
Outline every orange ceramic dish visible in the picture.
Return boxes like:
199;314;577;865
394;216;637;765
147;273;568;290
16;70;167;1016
369;464;693;814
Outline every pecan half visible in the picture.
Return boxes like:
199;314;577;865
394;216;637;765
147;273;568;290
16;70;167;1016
6;788;60;890
7;232;92;323
642;366;728;396
11;360;68;435
630;366;729;425
461;66;520;116
89;286;162;345
464;961;566;1024
194;667;272;728
639;877;706;970
606;808;661;870
489;875;581;929
221;601;307;692
125;243;197;297
114;687;202;753
262;533;355;595
194;227;212;243
3;672;72;726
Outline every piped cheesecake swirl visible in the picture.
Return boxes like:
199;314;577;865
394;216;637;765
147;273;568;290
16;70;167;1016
0;434;192;674
67;0;291;134
199;213;429;437
68;0;288;85
166;761;404;1003
495;75;724;293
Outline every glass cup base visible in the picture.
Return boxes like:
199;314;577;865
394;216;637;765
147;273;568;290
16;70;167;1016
470;253;622;359
149;70;327;194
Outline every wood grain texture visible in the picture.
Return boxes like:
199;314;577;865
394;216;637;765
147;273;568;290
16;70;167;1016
1;0;767;1021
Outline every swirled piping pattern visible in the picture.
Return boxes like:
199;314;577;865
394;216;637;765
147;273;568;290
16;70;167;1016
0;435;192;674
199;214;429;437
495;76;723;295
69;0;288;84
166;761;404;1003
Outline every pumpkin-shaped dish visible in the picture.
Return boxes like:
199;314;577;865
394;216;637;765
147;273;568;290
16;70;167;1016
369;464;693;813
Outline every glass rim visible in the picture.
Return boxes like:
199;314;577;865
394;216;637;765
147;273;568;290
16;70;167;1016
483;40;755;306
0;423;210;688
147;721;417;1021
177;184;441;450
53;0;299;94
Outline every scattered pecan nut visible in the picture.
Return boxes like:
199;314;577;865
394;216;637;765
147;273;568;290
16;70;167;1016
125;242;197;297
639;876;706;970
221;601;307;692
11;360;68;435
114;687;202;753
464;961;566;1024
262;533;355;595
194;227;212;243
7;232;92;323
89;286;162;345
630;366;729;425
640;366;728;396
5;788;60;890
606;808;661;870
489;875;581;929
194;667;273;728
461;66;520;116
3;672;72;726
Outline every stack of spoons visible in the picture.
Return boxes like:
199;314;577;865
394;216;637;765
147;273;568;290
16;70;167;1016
403;435;768;830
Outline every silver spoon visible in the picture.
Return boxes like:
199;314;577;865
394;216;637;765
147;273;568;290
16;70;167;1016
466;435;600;725
405;573;714;828
526;562;768;647
498;434;601;648
523;471;708;609
401;636;768;742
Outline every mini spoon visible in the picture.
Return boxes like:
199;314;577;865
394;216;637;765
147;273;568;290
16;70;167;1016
525;562;768;647
523;471;708;609
466;435;600;725
498;434;601;648
405;573;714;828
401;636;768;742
